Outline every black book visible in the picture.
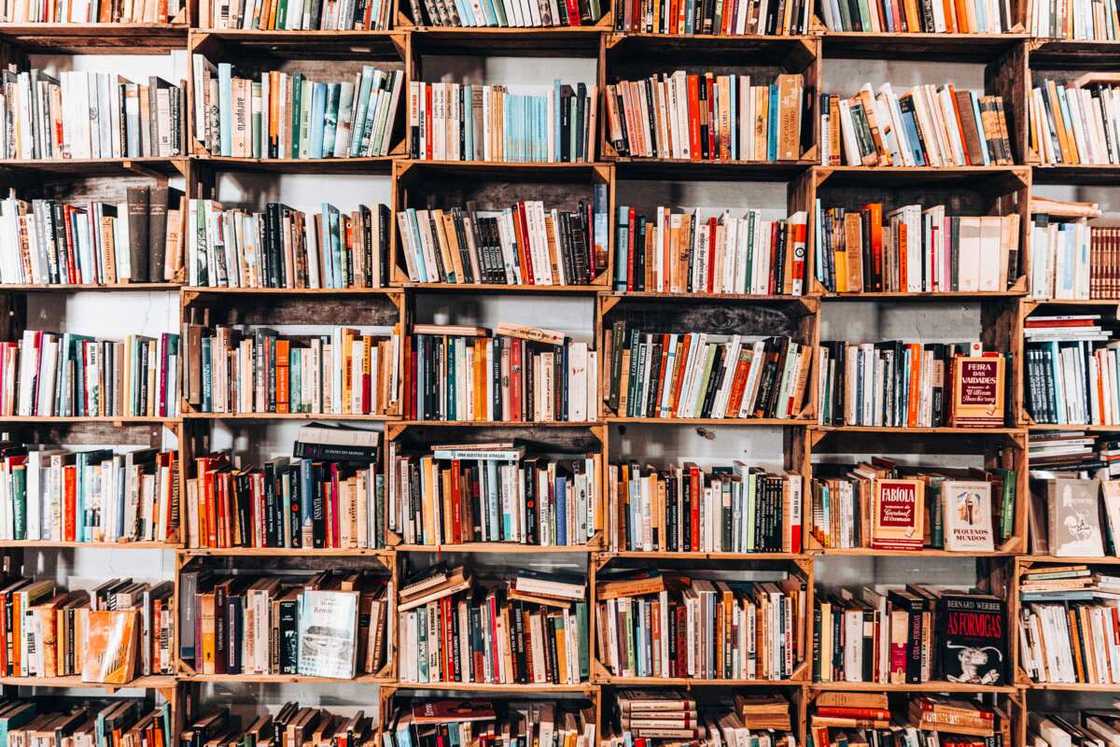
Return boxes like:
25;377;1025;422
278;594;300;674
935;592;1006;685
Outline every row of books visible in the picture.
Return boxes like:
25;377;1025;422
612;206;809;296
1030;79;1120;166
595;569;806;680
386;700;593;747
0;69;185;161
397;198;608;287
181;324;399;416
1031;0;1120;39
820;0;1010;30
1028;430;1120;478
200;0;392;29
1029;477;1120;557
3;0;182;21
1029;711;1120;747
604;327;811;420
0;446;178;545
1029;206;1120;301
809;460;1016;552
1;575;174;682
182;705;374;747
816;342;1006;428
814;203;1020;294
397;565;589;685
613;0;812;33
4;330;180;418
605;72;805;162
604;691;794;747
813;585;1007;685
192;59;403;159
1024;314;1120;426
0;700;171;747
388;443;599;546
0;187;182;287
821;84;1013;168
406;324;598;422
186;200;391;289
181;570;391;678
1018;564;1120;684
605;461;804;553
408;81;596;163
811;694;1009;747
409;0;603;26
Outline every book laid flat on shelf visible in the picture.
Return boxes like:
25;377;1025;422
612;206;809;296
0;188;184;287
1;0;183;21
0;68;185;161
387;444;600;546
183;704;375;747
606;461;803;553
604;326;811;420
1;330;180;418
199;0;392;29
186;447;385;550
596;569;806;680
407;324;597;422
1018;564;1120;684
397;566;589;685
181;324;399;416
811;460;1015;552
820;83;1013;167
0;446;178;544
0;701;171;747
192;58;404;160
186;201;390;289
604;72;805;162
1030;200;1120;301
816;340;1006;428
1030;77;1120;166
1024;315;1120;426
614;0;810;33
410;0;603;26
813;585;1007;685
811;695;1011;747
1030;712;1120;747
408;80;596;163
602;692;796;747
1032;0;1118;38
813;202;1020;294
182;571;390;677
397;195;609;286
820;0;1009;30
385;700;594;747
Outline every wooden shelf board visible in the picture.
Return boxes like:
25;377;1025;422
184;673;385;684
395;680;595;692
395;542;596;554
604;416;810;426
397;420;599;428
1030;39;1120;67
1031;163;1120;185
0;674;177;689
0;415;178;424
600;550;809;561
1020;554;1120;564
182;412;393;421
810;681;1016;693
181;547;392;557
1021;681;1120;691
819;165;1028;188
184;285;398;296
0;540;174;550
0;22;187;53
606;33;816;67
816;547;1018;558
0;283;180;292
610;291;810;303
401;282;604;294
822;31;1030;62
407;26;603;55
191;28;403;59
0;157;186;180
196;155;395;174
599;675;804;687
1025;297;1120;306
1026;423;1120;432
814;425;1024;435
821;290;1026;301
611;158;813;181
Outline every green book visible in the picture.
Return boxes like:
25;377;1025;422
290;72;303;159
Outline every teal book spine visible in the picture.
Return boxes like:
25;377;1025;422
327;204;343;287
970;93;991;165
406;209;429;282
322;82;340;157
309;82;328;158
553;80;562;161
218;63;233;156
613;205;628;290
768;82;779;160
350;67;374;156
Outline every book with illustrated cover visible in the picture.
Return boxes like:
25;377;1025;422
1047;478;1104;557
949;355;1006;427
941;480;995;552
81;609;139;684
296;590;360;679
935;592;1006;685
871;479;924;551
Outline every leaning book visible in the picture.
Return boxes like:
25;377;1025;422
296;590;360;679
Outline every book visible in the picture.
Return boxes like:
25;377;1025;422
81;609;140;684
870;478;924;550
615;0;809;32
1046;477;1105;556
812;698;1010;747
949;354;1007;427
941;480;995;552
935;591;1007;685
296;590;360;678
1020;573;1120;684
2;0;182;20
385;700;593;747
605;692;796;747
184;704;374;747
1024;315;1120;426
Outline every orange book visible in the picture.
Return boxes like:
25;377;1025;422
668;335;693;415
725;349;753;417
907;343;922;427
63;465;76;542
687;74;702;161
82;609;139;684
864;203;884;291
275;339;290;414
898;220;908;289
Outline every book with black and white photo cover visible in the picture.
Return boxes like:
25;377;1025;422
935;592;1007;685
296;590;359;679
1047;478;1104;557
942;480;995;552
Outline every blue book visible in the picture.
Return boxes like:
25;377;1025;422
201;335;212;411
309;82;328;159
555;476;567;544
504;92;513;162
593;182;608;276
350;68;374;157
970;93;991;165
464;84;474;159
487;0;507;24
553;80;562;161
406;208;429;282
767;83;779;160
218;63;233;156
898;97;926;165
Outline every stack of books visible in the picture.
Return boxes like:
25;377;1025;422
813;585;1007;686
812;695;1008;747
1029;431;1120;478
1029;198;1116;300
605;461;804;553
0;701;172;746
814;203;1020;294
0;188;183;287
397;566;589;685
821;84;1013;167
810;459;1016;552
0;446;178;545
0;330;180;418
1031;0;1119;38
605;72;805;162
2;0;184;20
613;0;811;33
612;206;809;295
182;570;391;678
388;442;599;547
407;81;596;163
595;570;806;680
604;326;811;420
1024;314;1120;426
183;704;375;747
820;0;1009;31
1030;78;1120;166
410;0;603;25
1029;711;1120;747
1019;564;1120;684
817;341;1007;428
192;59;404;159
407;324;598;422
1029;477;1120;557
602;692;796;747
199;0;393;29
1;576;175;682
186;200;391;289
397;196;609;286
0;69;185;160
181;325;399;416
384;700;595;747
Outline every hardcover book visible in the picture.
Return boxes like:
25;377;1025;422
948;355;1006;427
1047;477;1104;557
941;480;995;552
871;479;924;550
935;593;1006;685
81;609;139;684
296;590;359;679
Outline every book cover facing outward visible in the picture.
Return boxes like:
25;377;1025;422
1047;477;1104;557
871;478;924;550
81;609;139;684
296;590;359;679
942;480;995;552
949;355;1005;427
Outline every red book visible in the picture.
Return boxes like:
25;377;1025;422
863;203;884;290
789;218;807;296
689;464;701;551
673;604;688;676
425;84;434;160
450;459;463;543
706;216;718;292
563;0;579;24
668;334;692;415
509;338;523;422
329;463;341;548
651;332;671;416
202;463;217;548
513;202;535;285
687;74;702;161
